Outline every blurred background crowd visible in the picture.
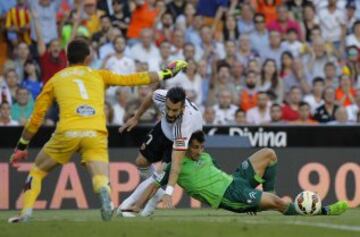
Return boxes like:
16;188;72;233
1;0;360;127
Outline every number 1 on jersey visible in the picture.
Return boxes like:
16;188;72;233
74;79;89;99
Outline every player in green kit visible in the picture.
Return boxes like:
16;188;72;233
130;131;348;216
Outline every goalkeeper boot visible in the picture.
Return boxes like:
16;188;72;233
8;209;32;223
324;201;348;215
98;187;114;221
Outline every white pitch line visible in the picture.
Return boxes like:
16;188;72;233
239;219;360;232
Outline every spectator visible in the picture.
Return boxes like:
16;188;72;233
255;0;282;25
112;87;129;125
208;62;236;104
105;101;115;125
171;29;185;59
21;59;42;99
237;34;259;66
61;7;90;48
291;101;318;125
184;14;203;49
259;59;284;103
98;27;123;60
127;0;159;42
303;77;325;114
5;0;31;46
259;30;285;67
0;102;19;126
346;20;360;48
270;103;284;124
219;40;238;68
223;15;240;42
303;38;337;80
234;108;247;125
3;42;30;81
130;28;161;71
167;0;186;21
302;3;320;42
175;2;195;31
239;70;258;111
213;89;238;125
346;90;360;122
267;4;302;40
198;59;211;105
92;15;113;48
247;59;261;74
344;46;360;85
281;28;303;58
249;13;269;53
328;106;353;125
318;0;346;51
203;105;216;125
246;91;271;125
231;61;245;93
155;11;174;46
314;86;338;123
282;86;302;121
335;74;356;107
32;7;66;84
183;42;198;62
0;72;13;104
10;87;33;125
345;2;357;34
280;51;310;93
110;0;131;37
197;25;225;62
83;0;105;35
3;69;18;102
29;0;61;45
237;3;255;35
323;61;339;88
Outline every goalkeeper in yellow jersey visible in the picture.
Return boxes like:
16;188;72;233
8;39;188;223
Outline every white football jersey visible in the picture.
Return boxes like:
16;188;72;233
152;89;203;150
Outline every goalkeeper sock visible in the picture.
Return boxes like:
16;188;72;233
92;175;111;194
120;177;154;210
263;161;277;192
21;166;48;216
283;203;299;215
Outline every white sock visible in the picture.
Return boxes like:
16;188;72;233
140;188;165;217
139;165;155;179
120;176;154;210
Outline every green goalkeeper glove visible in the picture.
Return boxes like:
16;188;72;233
158;60;188;80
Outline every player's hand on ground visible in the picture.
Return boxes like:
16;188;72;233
159;60;188;80
9;149;29;168
162;194;173;209
119;116;139;133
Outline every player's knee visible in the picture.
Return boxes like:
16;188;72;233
135;156;150;168
262;148;277;163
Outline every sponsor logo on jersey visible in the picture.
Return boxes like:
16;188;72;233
76;105;96;116
241;161;249;170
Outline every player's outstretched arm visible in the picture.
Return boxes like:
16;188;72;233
100;60;188;86
162;149;186;208
10;81;54;168
119;92;154;133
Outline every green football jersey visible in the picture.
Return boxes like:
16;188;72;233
162;153;233;208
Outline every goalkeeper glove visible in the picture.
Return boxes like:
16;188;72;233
158;60;188;80
10;138;29;168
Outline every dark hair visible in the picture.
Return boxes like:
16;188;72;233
23;59;40;80
286;28;298;35
312;77;325;85
166;87;186;104
216;61;231;72
261;58;279;90
271;103;281;109
280;51;294;74
235;108;245;115
324;61;335;68
353;20;360;33
189;130;205;144
299;101;310;108
253;13;265;22
67;39;91;64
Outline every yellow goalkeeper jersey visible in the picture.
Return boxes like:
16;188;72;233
25;65;152;133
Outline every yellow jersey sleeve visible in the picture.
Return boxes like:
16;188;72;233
97;70;152;86
25;80;54;134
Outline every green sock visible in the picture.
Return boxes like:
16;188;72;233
283;203;299;215
263;161;277;192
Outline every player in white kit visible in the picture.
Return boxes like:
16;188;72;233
118;87;203;215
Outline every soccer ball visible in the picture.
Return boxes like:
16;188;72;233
294;191;322;215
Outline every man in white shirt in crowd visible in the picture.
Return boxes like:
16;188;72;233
346;20;360;48
213;89;238;125
130;28;161;71
346;90;360;122
246;91;271;125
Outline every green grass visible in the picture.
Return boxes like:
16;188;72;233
0;209;359;237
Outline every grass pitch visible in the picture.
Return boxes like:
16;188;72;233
0;209;359;237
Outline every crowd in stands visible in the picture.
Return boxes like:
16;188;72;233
1;0;360;127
